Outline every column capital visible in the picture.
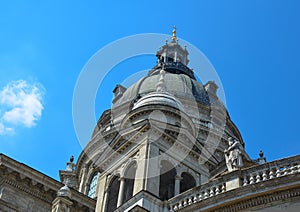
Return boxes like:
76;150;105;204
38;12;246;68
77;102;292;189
118;176;125;181
175;175;183;180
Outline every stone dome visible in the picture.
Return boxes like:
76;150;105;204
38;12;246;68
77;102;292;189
113;72;211;107
111;34;224;109
132;91;185;111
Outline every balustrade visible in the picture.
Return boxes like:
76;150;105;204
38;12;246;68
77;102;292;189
241;162;300;187
169;156;300;211
170;182;226;211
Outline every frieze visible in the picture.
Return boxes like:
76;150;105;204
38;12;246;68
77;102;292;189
3;177;54;204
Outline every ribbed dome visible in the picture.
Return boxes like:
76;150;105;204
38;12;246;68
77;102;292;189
132;91;184;111
113;72;210;106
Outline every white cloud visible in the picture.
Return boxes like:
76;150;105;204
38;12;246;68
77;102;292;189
0;122;14;135
0;80;45;135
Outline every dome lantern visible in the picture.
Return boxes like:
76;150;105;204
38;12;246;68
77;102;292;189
151;26;195;79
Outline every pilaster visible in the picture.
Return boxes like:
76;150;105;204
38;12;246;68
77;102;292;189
133;143;147;195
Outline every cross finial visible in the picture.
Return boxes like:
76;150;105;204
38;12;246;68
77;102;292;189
172;26;177;41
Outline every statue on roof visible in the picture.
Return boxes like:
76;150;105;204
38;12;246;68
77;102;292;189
65;156;76;172
224;137;244;172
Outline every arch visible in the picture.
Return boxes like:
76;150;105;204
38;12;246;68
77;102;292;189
159;160;176;200
122;161;137;204
106;175;120;212
180;172;196;193
87;172;99;198
84;164;97;194
176;166;200;186
159;156;179;173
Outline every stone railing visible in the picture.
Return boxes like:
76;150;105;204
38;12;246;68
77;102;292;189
169;179;226;211
241;155;300;186
169;155;300;211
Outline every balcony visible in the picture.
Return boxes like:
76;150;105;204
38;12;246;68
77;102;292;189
169;155;300;211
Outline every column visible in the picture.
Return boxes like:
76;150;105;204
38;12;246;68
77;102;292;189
117;177;125;207
174;175;182;195
101;188;108;211
84;182;89;194
95;175;108;212
78;164;87;192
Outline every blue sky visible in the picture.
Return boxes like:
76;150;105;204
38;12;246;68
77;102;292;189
0;0;299;180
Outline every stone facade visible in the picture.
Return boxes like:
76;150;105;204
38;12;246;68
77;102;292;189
0;30;299;212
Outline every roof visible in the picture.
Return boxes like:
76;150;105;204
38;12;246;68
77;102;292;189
113;72;211;107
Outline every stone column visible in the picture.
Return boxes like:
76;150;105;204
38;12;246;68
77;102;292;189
79;164;87;193
117;177;125;207
174;51;178;62
95;175;108;212
102;188;108;211
164;52;167;62
84;182;89;194
174;175;182;195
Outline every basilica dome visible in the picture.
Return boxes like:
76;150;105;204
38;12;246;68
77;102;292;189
98;33;229;141
113;71;211;107
112;36;223;110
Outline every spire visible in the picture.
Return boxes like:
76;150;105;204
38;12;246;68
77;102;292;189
171;26;177;42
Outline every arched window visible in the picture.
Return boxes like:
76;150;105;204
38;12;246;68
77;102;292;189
180;172;196;193
106;176;120;212
122;161;137;204
167;56;174;62
159;160;176;200
87;172;99;198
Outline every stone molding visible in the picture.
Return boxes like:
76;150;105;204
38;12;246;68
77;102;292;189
2;176;54;203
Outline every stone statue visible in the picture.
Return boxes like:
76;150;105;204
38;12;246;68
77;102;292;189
257;150;267;164
66;156;76;172
224;137;244;172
